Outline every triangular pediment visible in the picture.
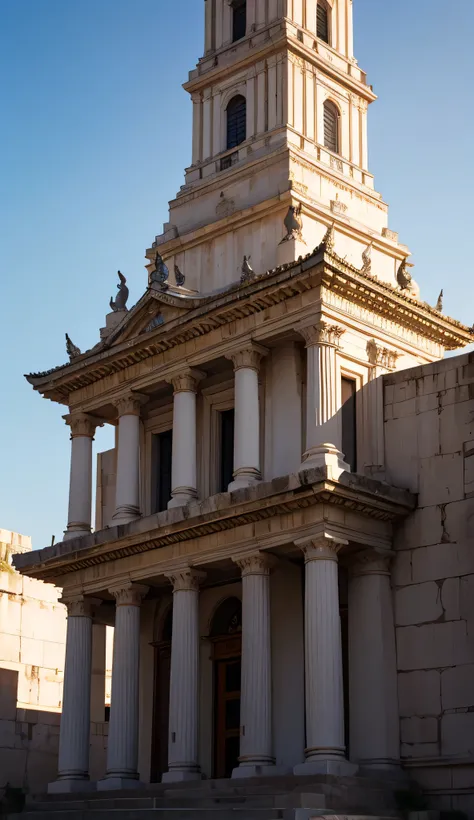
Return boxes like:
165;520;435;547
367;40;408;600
102;286;199;348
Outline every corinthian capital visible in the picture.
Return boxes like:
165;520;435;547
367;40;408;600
109;582;149;607
295;533;348;562
226;343;268;372
366;339;400;371
165;567;206;592
60;594;100;618
114;392;148;418
350;549;393;578
298;322;345;348
232;551;275;577
64;412;99;439
167;368;205;394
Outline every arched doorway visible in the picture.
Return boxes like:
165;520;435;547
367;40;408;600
150;606;172;782
210;596;242;778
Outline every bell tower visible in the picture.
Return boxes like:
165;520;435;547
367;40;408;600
149;0;409;295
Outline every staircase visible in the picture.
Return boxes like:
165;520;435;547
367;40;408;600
10;773;404;820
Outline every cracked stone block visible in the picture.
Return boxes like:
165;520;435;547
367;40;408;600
398;671;441;717
396;621;471;671
395;582;443;626
412;542;474;584
441;664;474;710
441;577;460;621
395;506;442;551
419;453;465;507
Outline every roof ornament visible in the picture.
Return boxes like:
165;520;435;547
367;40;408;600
361;243;372;274
240;255;255;284
320;223;335;254
282;203;303;241
65;333;81;361
150;252;169;291
109;271;129;312
174;264;185;287
396;259;420;300
435;289;444;312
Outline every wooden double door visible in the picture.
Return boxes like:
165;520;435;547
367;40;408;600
212;635;242;779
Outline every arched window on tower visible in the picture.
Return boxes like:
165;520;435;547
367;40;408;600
316;0;330;44
232;0;246;42
226;95;246;150
323;100;340;154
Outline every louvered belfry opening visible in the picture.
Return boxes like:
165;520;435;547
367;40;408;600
226;95;246;150
316;0;329;43
323;100;339;154
232;0;246;42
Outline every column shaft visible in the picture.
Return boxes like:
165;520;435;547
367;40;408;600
294;535;356;776
63;414;97;540
163;569;205;782
299;322;348;478
98;584;148;790
112;395;146;525
168;371;203;509
233;554;274;777
348;551;400;770
227;345;267;491
49;598;95;793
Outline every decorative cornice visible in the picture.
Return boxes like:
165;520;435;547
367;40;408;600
366;339;400;371
298;321;345;348
109;582;149;607
165;567;206;592
226;343;268;372
232;552;275;577
64;413;99;439
295;534;349;563
114;393;148;418
349;549;393;578
167;368;206;394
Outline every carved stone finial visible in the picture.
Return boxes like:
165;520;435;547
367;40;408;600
109;271;129;312
240;255;255;284
396;259;420;300
361;243;372;274
282;202;303;241
319;223;335;254
150;252;169;290
174;264;185;287
435;289;444;312
65;333;81;361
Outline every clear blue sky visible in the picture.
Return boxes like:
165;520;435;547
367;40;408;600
1;0;473;548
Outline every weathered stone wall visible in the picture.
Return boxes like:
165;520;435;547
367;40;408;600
384;351;474;814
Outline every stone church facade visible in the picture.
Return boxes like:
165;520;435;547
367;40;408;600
14;0;474;813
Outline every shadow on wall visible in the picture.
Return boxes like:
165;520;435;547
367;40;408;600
0;667;60;795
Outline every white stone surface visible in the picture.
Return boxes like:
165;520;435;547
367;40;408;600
112;396;145;525
162;569;204;782
63;414;97;540
227;347;266;490
232;553;274;776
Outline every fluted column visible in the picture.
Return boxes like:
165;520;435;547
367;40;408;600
298;322;349;479
226;344;268;491
112;393;147;525
162;568;206;782
348;550;400;772
167;370;204;509
294;534;357;776
366;340;399;476
63;413;98;540
98;583;148;790
232;552;275;778
48;596;97;793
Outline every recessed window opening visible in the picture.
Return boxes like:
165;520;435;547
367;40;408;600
151;429;173;513
232;0;247;42
323;100;340;154
316;0;330;43
341;377;357;472
226;95;246;150
219;408;235;492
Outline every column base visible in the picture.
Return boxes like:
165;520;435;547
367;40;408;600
294;758;358;777
299;445;350;480
232;764;289;779
168;490;197;509
111;505;141;526
162;769;202;783
97;776;144;791
63;526;91;541
228;467;262;492
48;778;95;794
